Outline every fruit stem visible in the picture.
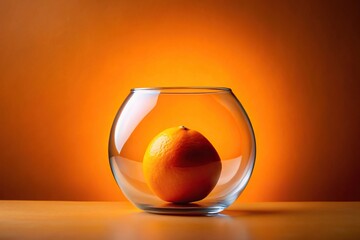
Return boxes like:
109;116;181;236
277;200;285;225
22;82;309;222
180;125;188;130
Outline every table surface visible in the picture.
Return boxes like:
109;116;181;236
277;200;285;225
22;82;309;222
1;201;359;240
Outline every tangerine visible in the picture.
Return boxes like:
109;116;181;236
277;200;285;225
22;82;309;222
143;126;222;203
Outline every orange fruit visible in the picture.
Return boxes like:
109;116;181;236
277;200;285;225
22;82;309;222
143;126;222;203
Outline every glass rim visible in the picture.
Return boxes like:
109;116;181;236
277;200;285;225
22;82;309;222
131;87;232;94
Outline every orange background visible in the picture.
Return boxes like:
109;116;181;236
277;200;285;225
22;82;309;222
1;0;359;201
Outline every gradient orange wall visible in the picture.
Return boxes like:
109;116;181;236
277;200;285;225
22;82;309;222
1;0;359;201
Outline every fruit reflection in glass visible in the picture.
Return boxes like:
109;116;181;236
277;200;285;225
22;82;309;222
109;87;256;215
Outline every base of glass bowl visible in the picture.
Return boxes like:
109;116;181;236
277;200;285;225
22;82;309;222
136;203;228;216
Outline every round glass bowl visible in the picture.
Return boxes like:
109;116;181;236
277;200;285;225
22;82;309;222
109;87;256;215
